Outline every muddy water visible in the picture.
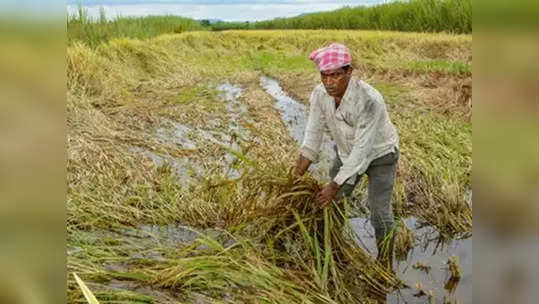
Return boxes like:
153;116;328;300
130;145;203;183
351;217;472;304
155;121;197;150
260;76;472;304
133;82;256;180
260;76;308;143
260;76;335;181
118;224;205;249
76;224;222;302
217;81;256;133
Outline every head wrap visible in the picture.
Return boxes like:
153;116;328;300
309;43;351;72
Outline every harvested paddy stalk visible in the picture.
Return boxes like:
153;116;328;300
145;164;403;303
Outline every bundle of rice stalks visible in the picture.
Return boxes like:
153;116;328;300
146;163;403;303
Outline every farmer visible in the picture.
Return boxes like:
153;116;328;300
294;43;399;269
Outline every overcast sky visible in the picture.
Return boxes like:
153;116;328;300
67;0;390;22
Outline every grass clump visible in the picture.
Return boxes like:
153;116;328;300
173;85;225;113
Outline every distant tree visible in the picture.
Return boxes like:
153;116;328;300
200;19;211;27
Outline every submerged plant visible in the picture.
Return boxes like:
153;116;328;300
444;256;461;293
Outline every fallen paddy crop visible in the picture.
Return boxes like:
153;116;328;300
68;164;404;303
67;29;471;303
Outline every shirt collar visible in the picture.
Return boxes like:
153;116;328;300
341;76;357;103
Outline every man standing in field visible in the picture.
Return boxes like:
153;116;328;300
294;43;399;269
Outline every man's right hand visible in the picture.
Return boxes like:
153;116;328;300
294;155;312;177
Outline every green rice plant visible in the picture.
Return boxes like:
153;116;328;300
405;59;471;75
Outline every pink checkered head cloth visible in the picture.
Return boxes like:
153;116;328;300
309;43;351;72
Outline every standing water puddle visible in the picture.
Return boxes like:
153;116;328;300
70;224;224;302
133;82;255;180
260;76;471;303
155;122;197;150
217;81;255;134
351;217;471;303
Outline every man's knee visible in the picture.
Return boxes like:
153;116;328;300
368;169;396;213
369;169;395;193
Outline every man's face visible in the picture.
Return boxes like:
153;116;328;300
320;66;353;98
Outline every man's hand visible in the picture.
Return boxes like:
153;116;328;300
316;181;340;208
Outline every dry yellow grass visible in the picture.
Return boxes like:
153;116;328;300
67;30;471;303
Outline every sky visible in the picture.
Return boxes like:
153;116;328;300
66;0;390;22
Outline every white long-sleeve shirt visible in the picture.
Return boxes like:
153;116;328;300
300;76;399;186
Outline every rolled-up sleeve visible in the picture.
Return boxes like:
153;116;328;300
333;98;383;185
300;89;325;162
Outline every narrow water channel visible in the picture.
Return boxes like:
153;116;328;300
260;76;336;181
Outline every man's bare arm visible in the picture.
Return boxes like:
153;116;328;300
294;155;312;177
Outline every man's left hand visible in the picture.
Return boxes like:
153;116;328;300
316;181;340;208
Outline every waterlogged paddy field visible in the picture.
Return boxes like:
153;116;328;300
67;30;472;303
